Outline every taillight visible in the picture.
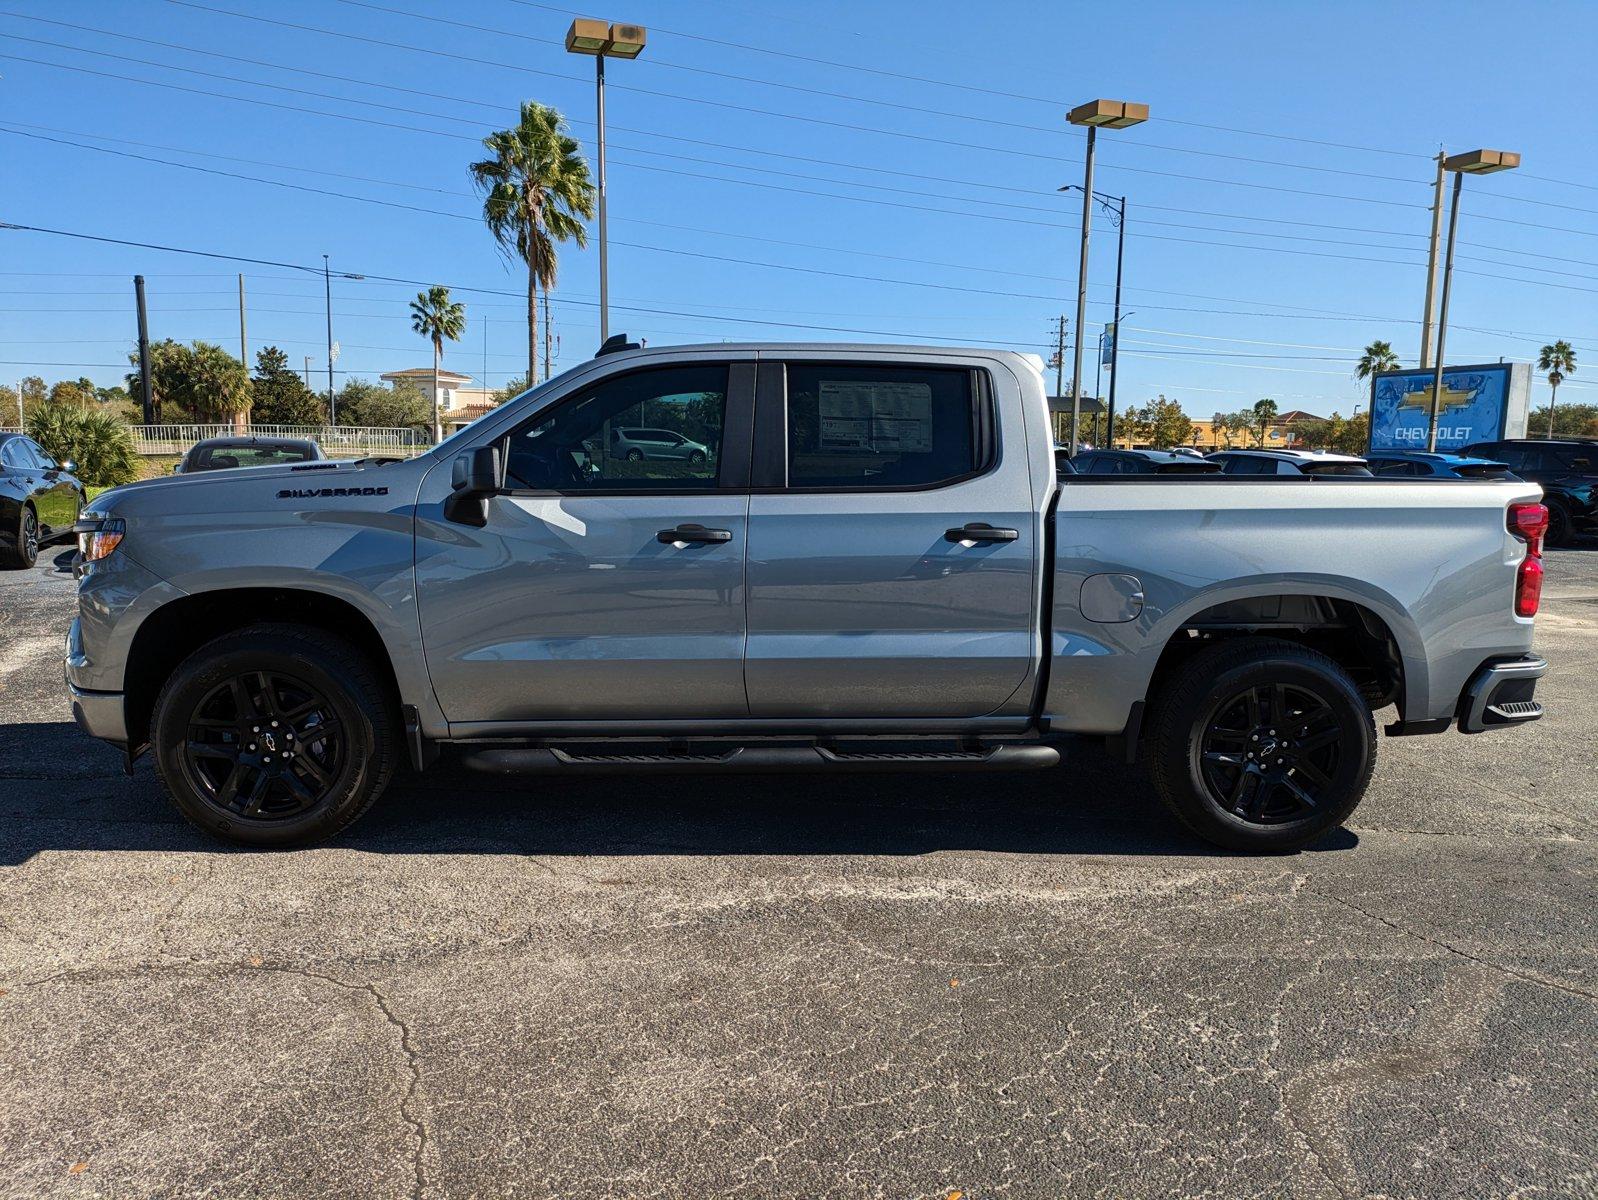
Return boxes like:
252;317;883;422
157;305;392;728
1508;501;1548;617
1508;502;1549;556
1516;555;1544;617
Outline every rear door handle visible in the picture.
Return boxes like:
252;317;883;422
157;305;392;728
657;524;733;544
945;522;1019;543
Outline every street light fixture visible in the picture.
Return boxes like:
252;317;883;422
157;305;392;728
566;17;647;343
1425;147;1520;451
1064;99;1147;456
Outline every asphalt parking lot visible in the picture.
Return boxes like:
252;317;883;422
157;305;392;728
1;542;1595;1199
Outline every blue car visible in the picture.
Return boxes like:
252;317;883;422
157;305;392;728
1366;451;1518;481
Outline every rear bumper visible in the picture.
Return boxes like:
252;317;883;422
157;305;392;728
1458;655;1546;733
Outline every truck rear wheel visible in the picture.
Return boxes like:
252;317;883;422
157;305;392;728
151;623;399;847
1145;638;1375;852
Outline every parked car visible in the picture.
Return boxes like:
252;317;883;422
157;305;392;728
1;432;86;569
1209;449;1373;477
1459;438;1598;545
175;437;324;474
611;427;711;465
69;339;1548;853
1071;448;1220;475
1366;450;1518;481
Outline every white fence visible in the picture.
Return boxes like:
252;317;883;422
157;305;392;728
127;424;433;457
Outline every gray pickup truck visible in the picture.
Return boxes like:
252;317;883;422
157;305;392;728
66;340;1550;851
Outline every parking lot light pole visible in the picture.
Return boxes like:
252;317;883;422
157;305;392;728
1065;100;1147;457
1426;148;1520;451
566;18;646;344
1062;184;1130;447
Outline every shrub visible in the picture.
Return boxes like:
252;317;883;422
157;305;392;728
25;406;141;488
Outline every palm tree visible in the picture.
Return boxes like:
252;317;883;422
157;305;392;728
470;102;595;384
409;286;466;443
1538;340;1577;437
1355;340;1400;383
1252;398;1279;447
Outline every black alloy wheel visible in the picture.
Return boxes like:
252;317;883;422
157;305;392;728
20;507;38;565
1197;682;1341;825
181;670;346;822
1145;638;1376;852
152;623;399;847
1546;503;1573;547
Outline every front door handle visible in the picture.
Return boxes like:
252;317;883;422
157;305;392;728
945;522;1019;543
657;524;733;544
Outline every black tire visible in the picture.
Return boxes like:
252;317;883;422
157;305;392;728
152;623;399;847
1145;638;1375;852
0;504;39;569
625;448;644;462
687;450;706;467
1546;502;1574;548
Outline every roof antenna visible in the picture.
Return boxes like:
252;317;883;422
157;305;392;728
596;332;639;357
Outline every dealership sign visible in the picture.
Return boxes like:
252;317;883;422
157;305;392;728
1368;362;1530;452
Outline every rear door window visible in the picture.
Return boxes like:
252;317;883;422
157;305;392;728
783;363;983;489
1556;448;1595;471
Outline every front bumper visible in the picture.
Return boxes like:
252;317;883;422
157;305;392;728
1458;655;1546;733
68;680;127;744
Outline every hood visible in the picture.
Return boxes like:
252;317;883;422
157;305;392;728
85;456;427;518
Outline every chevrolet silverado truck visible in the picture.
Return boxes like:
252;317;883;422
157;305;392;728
66;340;1550;851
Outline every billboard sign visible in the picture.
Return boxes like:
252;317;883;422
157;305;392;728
1368;362;1530;452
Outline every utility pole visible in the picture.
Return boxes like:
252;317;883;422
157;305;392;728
134;274;155;424
323;254;335;422
1419;150;1446;369
237;273;248;368
1106;195;1127;448
13;379;21;430
542;289;553;381
1052;315;1068;444
303;356;312;390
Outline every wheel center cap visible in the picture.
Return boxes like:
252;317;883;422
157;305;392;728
1257;735;1281;758
262;732;277;752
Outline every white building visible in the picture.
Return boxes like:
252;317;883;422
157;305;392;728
380;368;500;434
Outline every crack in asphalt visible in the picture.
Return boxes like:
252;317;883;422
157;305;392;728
1323;891;1598;1005
17;960;431;1199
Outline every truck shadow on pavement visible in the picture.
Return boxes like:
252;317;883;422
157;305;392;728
0;719;1358;863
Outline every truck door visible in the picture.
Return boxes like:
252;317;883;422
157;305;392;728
415;359;754;725
743;357;1039;718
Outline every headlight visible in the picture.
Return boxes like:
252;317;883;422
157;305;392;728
78;517;126;562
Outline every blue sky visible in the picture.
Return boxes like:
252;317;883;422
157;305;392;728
2;0;1595;418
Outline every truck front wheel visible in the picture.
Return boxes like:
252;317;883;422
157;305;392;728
151;624;399;847
1145;638;1375;852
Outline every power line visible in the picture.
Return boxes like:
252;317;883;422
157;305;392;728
0;25;1446;243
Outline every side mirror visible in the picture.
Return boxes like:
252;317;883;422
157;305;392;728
61;459;77;474
443;445;500;527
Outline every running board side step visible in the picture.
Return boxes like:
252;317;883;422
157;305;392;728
461;744;1061;775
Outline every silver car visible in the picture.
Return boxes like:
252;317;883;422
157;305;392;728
611;426;711;465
